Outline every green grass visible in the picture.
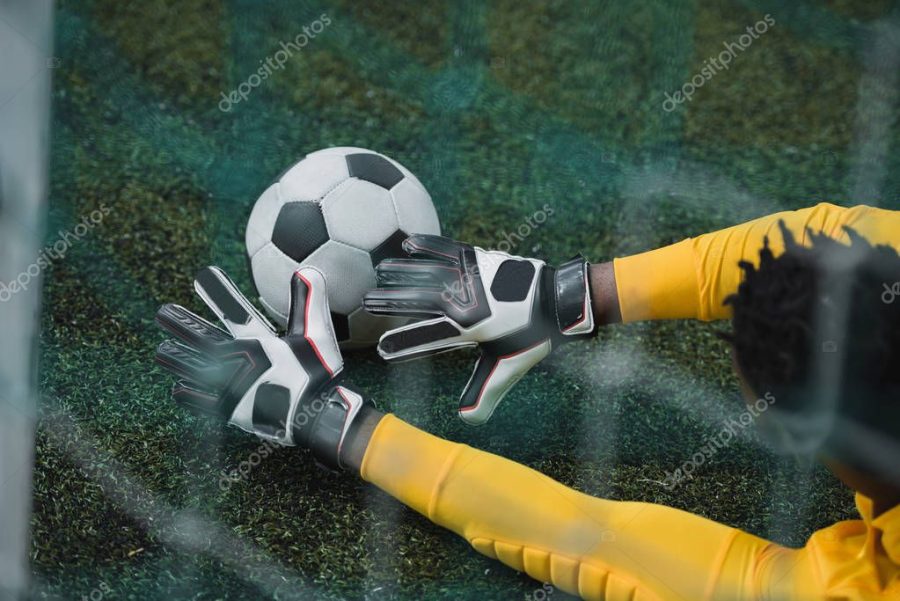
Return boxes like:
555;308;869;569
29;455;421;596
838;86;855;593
33;0;898;598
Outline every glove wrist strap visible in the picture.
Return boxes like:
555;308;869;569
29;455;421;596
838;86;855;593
306;386;373;470
554;256;596;336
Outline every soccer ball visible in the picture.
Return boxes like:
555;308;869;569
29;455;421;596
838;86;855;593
245;147;441;348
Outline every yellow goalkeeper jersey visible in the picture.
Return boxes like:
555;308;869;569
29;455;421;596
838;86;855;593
362;203;900;600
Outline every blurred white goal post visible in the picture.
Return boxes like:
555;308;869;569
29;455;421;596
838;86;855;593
0;1;53;598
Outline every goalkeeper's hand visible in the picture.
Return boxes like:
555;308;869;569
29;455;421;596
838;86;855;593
155;265;372;470
363;234;595;425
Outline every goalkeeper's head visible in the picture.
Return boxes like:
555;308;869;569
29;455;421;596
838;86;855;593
724;221;900;504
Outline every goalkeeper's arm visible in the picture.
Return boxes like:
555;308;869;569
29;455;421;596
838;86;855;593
593;202;899;323
345;412;823;601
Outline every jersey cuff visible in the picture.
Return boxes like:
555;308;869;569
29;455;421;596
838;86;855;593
613;238;701;322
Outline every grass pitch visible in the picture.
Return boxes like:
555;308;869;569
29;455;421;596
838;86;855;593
33;0;899;598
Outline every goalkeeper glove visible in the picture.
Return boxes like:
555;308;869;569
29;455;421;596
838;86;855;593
363;234;595;425
155;265;373;470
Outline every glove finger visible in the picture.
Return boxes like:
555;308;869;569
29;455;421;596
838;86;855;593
374;258;458;289
457;340;552;425
156;303;233;352
194;266;275;339
377;317;474;361
363;286;452;318
172;379;228;419
156;339;232;389
286;267;343;377
402;234;466;263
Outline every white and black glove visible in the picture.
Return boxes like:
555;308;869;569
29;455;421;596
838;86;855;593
155;266;373;470
363;234;595;425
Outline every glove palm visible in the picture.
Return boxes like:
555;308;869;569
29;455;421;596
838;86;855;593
364;234;595;424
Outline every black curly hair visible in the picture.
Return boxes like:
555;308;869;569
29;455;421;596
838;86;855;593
723;221;900;478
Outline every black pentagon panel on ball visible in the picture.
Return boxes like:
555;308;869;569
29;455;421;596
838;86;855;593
271;201;330;263
331;311;350;342
370;230;409;268
346;153;404;190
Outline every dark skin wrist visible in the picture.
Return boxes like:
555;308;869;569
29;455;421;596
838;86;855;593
588;261;622;327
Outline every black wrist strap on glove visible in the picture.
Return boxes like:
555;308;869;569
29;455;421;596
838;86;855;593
304;386;374;470
547;255;595;338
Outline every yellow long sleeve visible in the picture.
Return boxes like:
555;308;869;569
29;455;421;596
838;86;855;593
361;415;770;600
361;415;900;600
613;203;900;322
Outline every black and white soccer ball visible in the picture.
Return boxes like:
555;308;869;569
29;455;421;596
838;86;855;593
246;147;441;349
